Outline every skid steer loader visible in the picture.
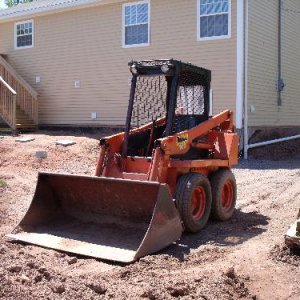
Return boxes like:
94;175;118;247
7;59;238;263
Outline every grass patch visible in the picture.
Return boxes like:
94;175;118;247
0;179;7;187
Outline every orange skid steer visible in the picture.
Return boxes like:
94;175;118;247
8;60;238;263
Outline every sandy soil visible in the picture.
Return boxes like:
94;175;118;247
0;130;300;300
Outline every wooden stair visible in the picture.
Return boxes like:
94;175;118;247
16;105;36;130
0;55;38;131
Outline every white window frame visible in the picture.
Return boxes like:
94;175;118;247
197;0;231;41
122;0;150;48
14;19;34;50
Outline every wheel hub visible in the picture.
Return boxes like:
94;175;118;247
191;186;206;220
221;180;234;210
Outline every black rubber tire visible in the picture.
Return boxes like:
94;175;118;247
175;173;212;233
210;169;237;221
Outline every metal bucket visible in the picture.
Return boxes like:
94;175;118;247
7;173;182;263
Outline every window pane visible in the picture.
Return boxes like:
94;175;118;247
130;5;137;21
214;14;228;36
207;16;214;36
125;14;131;26
125;5;137;26
200;16;208;38
137;3;148;15
125;26;137;45
200;14;228;38
200;4;207;15
222;1;228;12
26;35;32;45
17;34;32;47
125;24;148;45
17;36;25;47
213;2;222;14
200;0;228;16
125;6;130;16
137;23;148;43
137;12;148;24
206;3;214;14
137;4;148;24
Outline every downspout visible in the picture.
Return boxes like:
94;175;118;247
236;0;244;130
277;0;284;105
243;0;249;159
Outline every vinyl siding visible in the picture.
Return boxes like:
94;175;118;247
0;116;5;125
0;0;237;126
247;0;300;127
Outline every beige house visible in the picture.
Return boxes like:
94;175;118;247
0;0;300;157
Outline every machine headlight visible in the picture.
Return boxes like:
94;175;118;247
161;64;170;73
130;64;138;75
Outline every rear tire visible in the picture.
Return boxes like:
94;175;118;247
175;173;212;232
210;169;237;221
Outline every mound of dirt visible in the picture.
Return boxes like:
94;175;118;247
270;244;300;267
0;242;255;300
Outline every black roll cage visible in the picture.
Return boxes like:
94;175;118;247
122;59;211;157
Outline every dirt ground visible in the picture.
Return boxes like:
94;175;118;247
0;130;300;300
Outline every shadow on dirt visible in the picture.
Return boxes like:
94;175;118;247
163;209;270;261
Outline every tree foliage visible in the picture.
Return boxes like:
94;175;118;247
5;0;34;7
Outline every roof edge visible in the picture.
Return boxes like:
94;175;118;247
0;0;123;24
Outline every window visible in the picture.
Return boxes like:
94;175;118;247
197;0;231;40
15;20;34;49
123;1;150;47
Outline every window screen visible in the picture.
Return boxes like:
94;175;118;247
131;75;167;128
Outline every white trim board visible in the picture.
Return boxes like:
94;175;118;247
0;0;123;23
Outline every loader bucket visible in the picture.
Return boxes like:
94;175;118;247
7;173;182;263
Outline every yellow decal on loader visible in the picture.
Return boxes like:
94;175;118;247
176;134;189;150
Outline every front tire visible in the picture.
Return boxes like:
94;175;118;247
175;173;212;232
210;169;237;221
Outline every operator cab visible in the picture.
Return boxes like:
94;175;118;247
123;59;211;158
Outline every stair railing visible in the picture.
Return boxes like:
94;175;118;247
0;55;38;127
0;76;17;130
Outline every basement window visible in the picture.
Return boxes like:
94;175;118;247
123;1;150;48
15;20;34;49
197;0;231;41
